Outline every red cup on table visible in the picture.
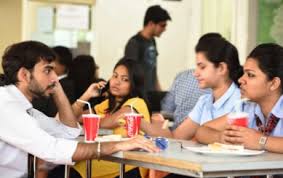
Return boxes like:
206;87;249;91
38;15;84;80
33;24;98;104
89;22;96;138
124;113;142;138
82;114;100;142
227;112;249;127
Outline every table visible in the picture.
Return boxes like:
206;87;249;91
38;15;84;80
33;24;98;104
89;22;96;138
101;140;283;178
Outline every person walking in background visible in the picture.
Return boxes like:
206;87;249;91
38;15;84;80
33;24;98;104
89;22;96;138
32;45;75;117
0;41;159;178
124;5;171;93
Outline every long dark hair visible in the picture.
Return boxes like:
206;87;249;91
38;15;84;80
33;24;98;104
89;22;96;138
195;37;243;86
247;43;283;93
0;41;55;86
107;58;146;113
69;55;99;99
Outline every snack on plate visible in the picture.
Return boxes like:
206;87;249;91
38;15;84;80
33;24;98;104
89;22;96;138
208;142;244;151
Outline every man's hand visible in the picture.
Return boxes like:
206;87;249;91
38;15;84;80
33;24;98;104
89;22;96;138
114;135;160;153
48;80;65;97
52;79;78;128
73;136;160;162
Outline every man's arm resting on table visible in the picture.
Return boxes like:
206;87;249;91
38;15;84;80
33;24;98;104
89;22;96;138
72;142;117;162
72;136;160;162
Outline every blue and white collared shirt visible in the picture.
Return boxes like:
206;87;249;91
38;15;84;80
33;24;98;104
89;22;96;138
161;69;210;129
189;82;241;125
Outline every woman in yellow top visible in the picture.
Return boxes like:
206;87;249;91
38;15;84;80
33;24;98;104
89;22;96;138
72;58;151;178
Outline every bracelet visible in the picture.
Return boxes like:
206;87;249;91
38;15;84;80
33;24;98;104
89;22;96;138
97;141;101;160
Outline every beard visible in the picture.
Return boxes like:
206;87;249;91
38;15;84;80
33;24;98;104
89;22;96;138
28;74;55;99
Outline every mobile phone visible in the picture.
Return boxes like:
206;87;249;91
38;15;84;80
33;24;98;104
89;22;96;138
100;81;109;95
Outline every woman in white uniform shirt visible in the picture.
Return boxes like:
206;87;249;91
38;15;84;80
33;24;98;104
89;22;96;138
196;43;283;153
141;36;243;140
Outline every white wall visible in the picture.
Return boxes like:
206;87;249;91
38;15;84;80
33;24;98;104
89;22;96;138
231;0;257;63
201;0;257;64
92;0;257;90
20;0;257;90
202;0;232;39
92;0;198;90
0;0;24;73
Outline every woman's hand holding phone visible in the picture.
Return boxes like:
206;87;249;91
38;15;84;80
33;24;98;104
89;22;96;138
84;81;107;99
99;81;109;96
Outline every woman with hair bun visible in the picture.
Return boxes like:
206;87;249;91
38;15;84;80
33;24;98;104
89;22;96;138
196;43;283;154
141;36;243;141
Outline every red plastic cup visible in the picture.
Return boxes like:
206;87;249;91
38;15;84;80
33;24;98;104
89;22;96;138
125;113;142;138
228;112;249;127
82;114;100;142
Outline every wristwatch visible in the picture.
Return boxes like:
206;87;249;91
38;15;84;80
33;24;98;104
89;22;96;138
259;135;268;150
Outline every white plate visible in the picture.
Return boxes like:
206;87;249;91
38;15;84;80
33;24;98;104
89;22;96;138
184;146;265;156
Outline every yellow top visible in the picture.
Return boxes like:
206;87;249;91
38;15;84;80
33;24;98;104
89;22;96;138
74;97;150;178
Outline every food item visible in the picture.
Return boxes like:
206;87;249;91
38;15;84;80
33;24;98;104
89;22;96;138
208;142;244;151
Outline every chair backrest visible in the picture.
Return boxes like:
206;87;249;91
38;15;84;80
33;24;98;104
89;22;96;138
147;91;167;112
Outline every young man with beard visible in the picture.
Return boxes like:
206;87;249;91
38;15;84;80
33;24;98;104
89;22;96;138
32;45;75;117
0;41;159;178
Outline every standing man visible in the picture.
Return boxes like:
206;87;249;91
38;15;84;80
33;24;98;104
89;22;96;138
0;41;159;177
124;5;171;92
